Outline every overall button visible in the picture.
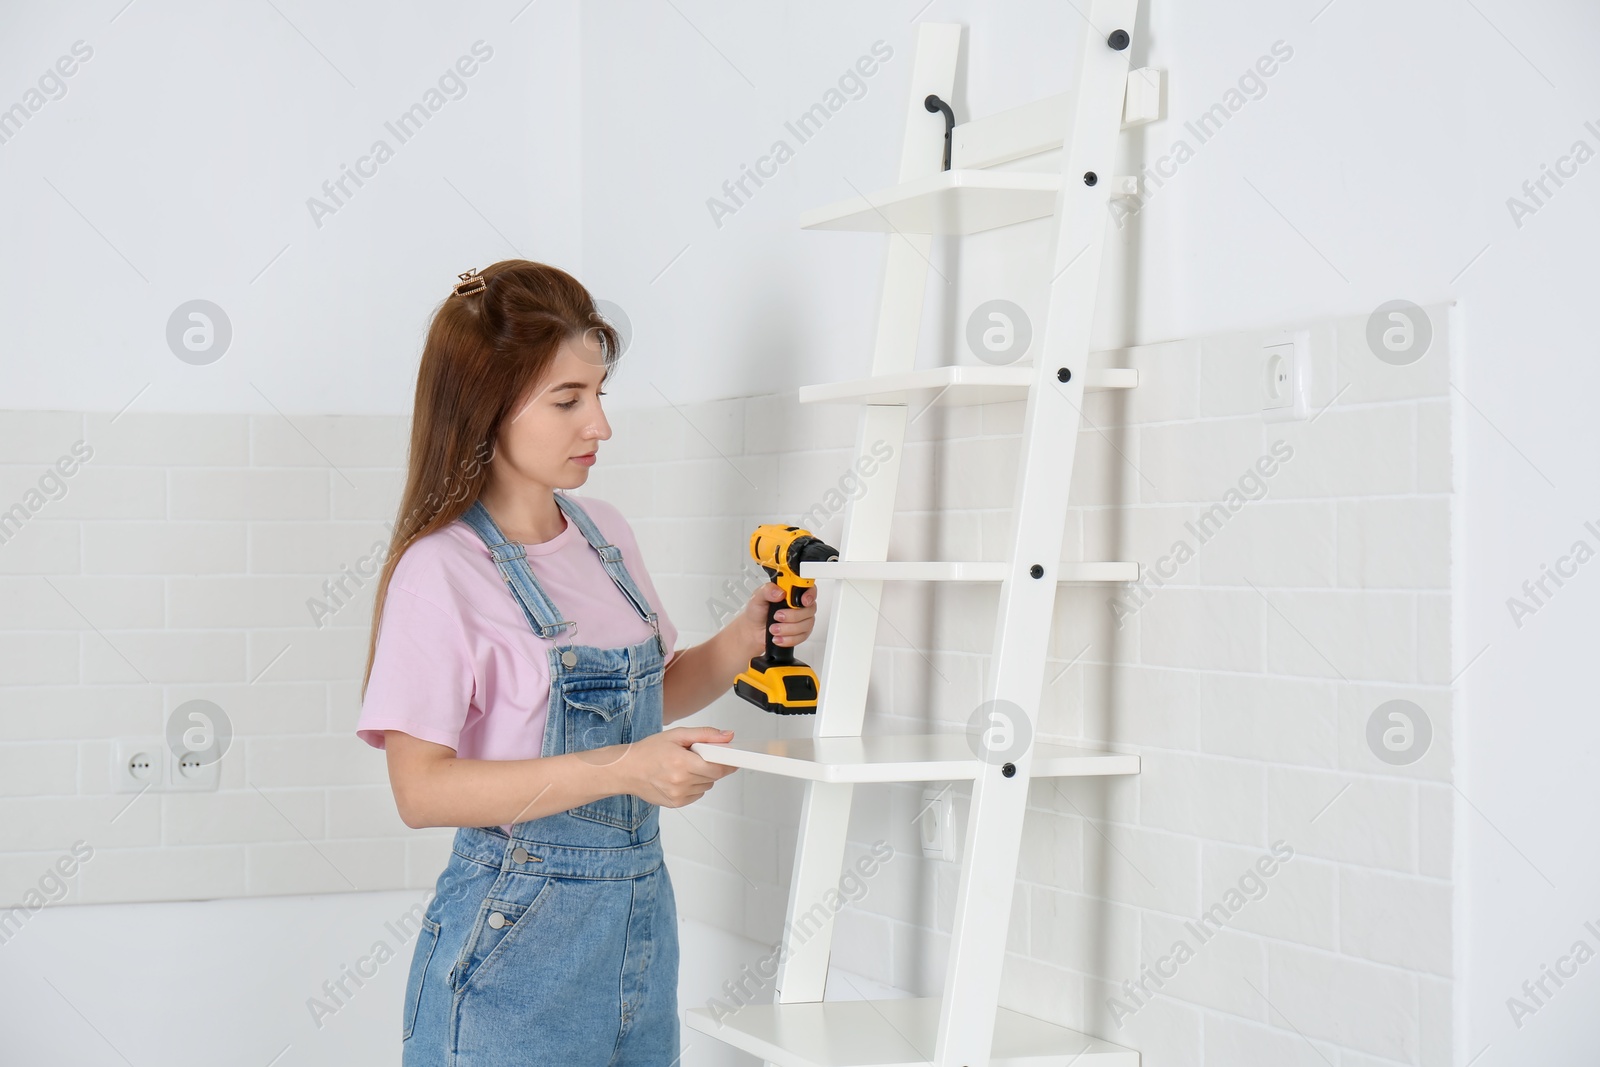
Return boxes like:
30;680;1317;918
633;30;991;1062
561;650;578;668
511;847;530;864
487;911;507;930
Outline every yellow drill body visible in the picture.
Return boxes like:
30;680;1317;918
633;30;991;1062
732;524;839;714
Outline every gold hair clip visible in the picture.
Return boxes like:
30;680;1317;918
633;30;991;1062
454;269;486;297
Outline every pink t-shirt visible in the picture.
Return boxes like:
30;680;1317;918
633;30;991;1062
356;494;679;762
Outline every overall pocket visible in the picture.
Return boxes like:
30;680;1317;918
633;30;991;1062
450;878;555;994
561;685;647;831
401;916;441;1041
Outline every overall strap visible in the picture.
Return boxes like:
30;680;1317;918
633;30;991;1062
554;492;666;657
457;499;575;640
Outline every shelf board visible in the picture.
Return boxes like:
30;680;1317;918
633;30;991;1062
798;364;1137;407
800;170;1061;235
800;560;1138;583
684;996;1140;1066
688;733;1140;784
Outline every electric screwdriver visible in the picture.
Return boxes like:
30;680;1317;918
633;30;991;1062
732;524;839;714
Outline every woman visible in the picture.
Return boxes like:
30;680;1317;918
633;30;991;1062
356;259;818;1065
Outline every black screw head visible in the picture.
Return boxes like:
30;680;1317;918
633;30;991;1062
1083;171;1098;186
1108;29;1130;50
1001;763;1016;778
1057;367;1072;382
1029;564;1044;579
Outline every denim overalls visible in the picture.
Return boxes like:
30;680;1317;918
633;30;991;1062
401;493;680;1066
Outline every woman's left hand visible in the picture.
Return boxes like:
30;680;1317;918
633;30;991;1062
737;582;818;659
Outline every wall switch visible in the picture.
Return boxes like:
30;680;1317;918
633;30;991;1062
114;738;166;794
1262;329;1311;421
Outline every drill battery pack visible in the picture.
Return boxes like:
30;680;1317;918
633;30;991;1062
733;660;819;714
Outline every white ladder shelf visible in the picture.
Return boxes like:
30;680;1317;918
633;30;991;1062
688;8;1150;1065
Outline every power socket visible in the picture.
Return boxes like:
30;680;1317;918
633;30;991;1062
112;737;221;793
169;747;220;792
1262;328;1311;422
113;738;166;794
917;785;969;862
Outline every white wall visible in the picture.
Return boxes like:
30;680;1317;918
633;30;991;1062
0;0;583;414
1;0;1597;1064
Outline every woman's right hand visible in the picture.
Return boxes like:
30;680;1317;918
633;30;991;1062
605;727;739;808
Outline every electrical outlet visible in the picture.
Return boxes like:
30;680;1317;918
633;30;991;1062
168;747;220;792
918;786;956;861
918;785;971;862
114;738;166;794
1262;328;1310;421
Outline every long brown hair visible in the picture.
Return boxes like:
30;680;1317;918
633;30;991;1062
361;259;622;696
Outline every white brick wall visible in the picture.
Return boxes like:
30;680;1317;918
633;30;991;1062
605;303;1459;1064
0;410;452;904
0;302;1457;1063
